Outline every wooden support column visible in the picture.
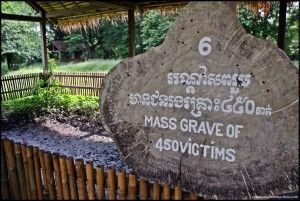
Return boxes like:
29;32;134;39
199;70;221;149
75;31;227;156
277;1;287;50
40;11;48;76
128;9;136;57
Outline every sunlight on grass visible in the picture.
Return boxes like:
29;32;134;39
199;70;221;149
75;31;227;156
3;59;122;76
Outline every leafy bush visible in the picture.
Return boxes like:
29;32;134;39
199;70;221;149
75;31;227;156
2;76;100;124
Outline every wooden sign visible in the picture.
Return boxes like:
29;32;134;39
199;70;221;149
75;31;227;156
100;2;299;199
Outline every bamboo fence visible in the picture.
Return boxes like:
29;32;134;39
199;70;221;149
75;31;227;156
1;138;202;200
1;72;106;101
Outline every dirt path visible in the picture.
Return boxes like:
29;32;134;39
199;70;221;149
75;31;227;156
2;117;132;173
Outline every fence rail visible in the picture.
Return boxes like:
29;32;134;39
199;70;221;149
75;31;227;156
1;73;42;101
1;72;107;101
1;138;201;200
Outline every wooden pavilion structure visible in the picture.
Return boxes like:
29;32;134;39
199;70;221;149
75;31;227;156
1;1;289;76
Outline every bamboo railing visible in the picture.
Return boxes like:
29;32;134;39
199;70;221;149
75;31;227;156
1;138;201;200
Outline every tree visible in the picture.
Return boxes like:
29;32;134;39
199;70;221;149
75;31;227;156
1;1;41;70
140;11;176;51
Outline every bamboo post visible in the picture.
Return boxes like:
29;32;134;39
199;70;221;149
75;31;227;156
33;147;43;200
174;186;182;200
153;181;160;200
189;192;198;200
52;153;63;200
75;159;87;200
96;165;105;200
162;183;170;200
139;179;148;200
1;140;10;200
4;140;21;200
108;168;117;200
118;170;127;200
44;151;56;200
21;144;32;199
38;149;49;199
14;142;28;199
86;161;96;200
59;156;71;200
128;174;137;200
27;146;38;199
66;157;78;200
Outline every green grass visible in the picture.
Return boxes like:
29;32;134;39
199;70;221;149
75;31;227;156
2;59;121;76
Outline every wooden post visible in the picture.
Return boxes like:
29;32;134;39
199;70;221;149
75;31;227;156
40;11;48;76
139;179;148;200
52;153;63;200
162;183;170;200
75;159;87;200
1;140;10;200
27;146;38;199
4;140;21;200
153;181;160;200
118;170;127;200
33;147;43;200
66;157;78;200
174;186;182;200
108;168;117;200
14;143;28;199
96;165;105;200
189;192;198;200
44;151;56;200
38;150;49;198
21;144;32;199
59;156;71;200
277;1;287;50
86;161;96;200
128;174;137;200
128;8;136;57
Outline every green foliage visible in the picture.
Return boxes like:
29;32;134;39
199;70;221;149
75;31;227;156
1;1;41;70
238;2;299;61
48;58;58;74
140;11;176;51
2;85;99;123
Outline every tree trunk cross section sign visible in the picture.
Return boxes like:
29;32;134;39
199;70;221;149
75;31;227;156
100;2;299;199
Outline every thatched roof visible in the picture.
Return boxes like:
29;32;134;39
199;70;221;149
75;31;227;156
26;1;271;32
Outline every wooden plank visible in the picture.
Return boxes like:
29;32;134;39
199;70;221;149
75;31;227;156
139;179;148;200
96;165;105;200
14;143;28;199
75;159;87;200
26;146;38;199
86;161;96;200
21;144;32;199
117;170;127;200
59;156;71;200
33;147;43;200
162;183;170;200
1;140;11;199
44;151;56;200
1;13;46;22
4;139;21;200
66;157;78;200
108;168;117;200
128;174;137;200
52;153;63;200
38;150;49;199
153;181;160;200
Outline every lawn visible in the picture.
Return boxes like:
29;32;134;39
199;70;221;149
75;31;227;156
2;59;122;76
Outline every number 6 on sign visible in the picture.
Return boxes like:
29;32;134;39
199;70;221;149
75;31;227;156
199;36;212;56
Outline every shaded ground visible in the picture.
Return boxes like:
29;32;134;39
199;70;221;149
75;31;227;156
2;116;132;173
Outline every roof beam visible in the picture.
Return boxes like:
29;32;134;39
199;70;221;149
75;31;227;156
97;1;136;9
25;0;46;13
46;4;116;18
1;13;46;22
